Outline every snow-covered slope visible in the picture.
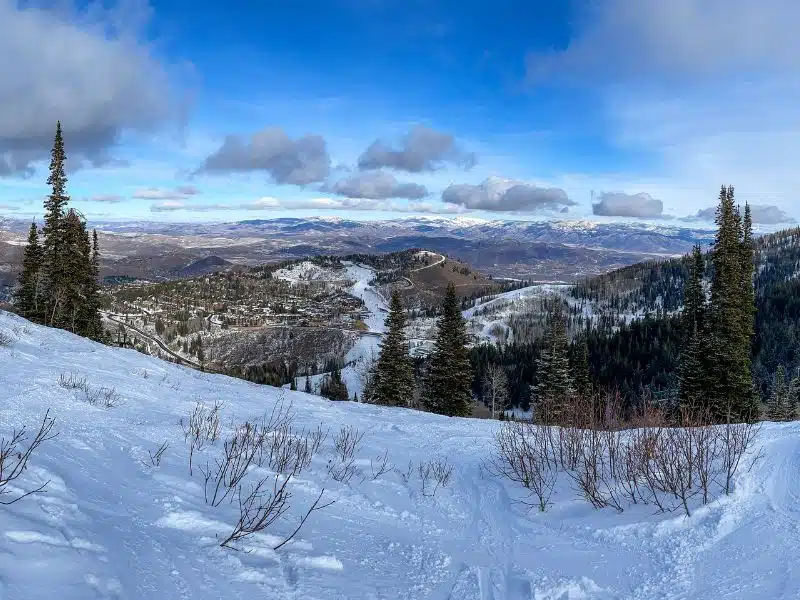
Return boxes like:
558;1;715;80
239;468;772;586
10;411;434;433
0;311;798;599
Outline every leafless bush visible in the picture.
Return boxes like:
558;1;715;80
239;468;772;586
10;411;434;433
362;450;393;482
84;386;121;408
219;478;334;551
201;420;266;507
0;410;58;504
565;428;624;512
719;420;761;495
0;330;12;347
327;425;364;484
180;400;222;475
396;460;414;484
146;441;169;467
489;421;558;511
192;401;333;551
418;457;453;497
59;372;89;391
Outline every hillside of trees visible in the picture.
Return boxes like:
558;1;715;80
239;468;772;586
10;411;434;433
471;215;800;413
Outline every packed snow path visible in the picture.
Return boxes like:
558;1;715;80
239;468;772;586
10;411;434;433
0;310;798;599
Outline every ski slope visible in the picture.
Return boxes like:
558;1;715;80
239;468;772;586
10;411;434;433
1;312;798;600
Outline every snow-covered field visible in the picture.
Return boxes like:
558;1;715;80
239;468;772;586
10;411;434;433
0;310;798;599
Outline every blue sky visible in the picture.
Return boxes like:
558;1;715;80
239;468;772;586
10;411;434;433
1;0;799;225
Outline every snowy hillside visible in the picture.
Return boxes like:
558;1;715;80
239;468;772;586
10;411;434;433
0;311;797;599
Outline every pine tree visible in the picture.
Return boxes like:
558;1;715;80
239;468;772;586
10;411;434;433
84;229;103;340
767;365;790;421
532;302;572;425
571;335;592;400
14;220;43;322
678;245;707;412
320;368;349;401
706;185;756;422
422;282;472;416
61;209;89;334
305;375;312;394
41;121;70;328
789;373;800;421
365;291;414;407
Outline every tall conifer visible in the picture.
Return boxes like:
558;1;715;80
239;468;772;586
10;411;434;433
14;220;43;322
422;282;472;416
41;121;70;327
532;302;572;425
366;291;414;407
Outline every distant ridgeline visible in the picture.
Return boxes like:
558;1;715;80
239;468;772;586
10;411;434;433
471;226;800;409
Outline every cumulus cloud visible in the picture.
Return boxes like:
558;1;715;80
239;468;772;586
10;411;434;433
133;186;200;200
196;128;330;185
441;176;574;212
87;194;125;203
324;170;427;199
358;125;476;173
684;204;796;224
592;192;664;218
0;0;179;176
526;0;800;84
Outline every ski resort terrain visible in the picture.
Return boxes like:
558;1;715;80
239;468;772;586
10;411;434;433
0;310;797;600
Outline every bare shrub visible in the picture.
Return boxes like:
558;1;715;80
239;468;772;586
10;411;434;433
192;401;333;551
84;386;121;408
489;421;558;511
418;457;453;497
327;425;364;484
0;410;58;504
363;450;393;482
396;460;414;484
219;478;333;551
180;400;222;475
719;420;761;495
566;428;624;512
146;441;169;467
201;420;266;507
59;372;89;391
0;330;12;347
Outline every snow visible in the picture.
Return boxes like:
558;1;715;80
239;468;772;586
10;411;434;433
0;310;798;598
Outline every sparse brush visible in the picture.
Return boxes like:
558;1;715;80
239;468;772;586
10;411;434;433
59;372;89;391
0;410;58;505
327;425;364;484
418;457;453;497
0;330;12;347
146;441;169;467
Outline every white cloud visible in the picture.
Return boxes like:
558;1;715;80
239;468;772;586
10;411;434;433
525;0;800;220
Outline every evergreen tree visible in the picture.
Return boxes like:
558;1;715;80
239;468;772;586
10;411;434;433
305;375;312;394
789;373;800;420
422;282;472;416
365;291;414;407
61;209;89;334
678;245;708;411
290;377;297;391
14;220;43;322
41;121;70;328
706;185;756;421
320;368;349;401
570;335;592;400
84;229;103;340
532;302;572;425
767;365;790;421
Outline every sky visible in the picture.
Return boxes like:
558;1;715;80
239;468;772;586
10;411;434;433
1;0;799;226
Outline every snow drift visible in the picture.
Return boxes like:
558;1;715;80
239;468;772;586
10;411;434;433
0;310;797;599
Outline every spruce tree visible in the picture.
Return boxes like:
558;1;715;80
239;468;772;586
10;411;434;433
706;185;756;422
571;335;592;400
41;121;70;328
14;220;43;322
767;365;790;421
366;291;414;407
61;209;89;334
532;302;572;425
678;245;707;412
422;282;472;416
